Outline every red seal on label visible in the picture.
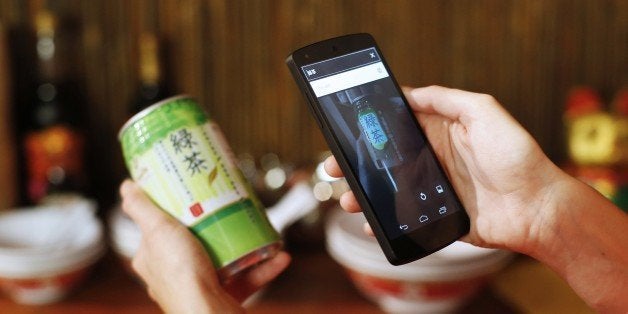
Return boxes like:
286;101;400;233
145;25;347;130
190;203;204;217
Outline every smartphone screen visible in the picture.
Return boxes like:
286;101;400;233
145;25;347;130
287;34;469;264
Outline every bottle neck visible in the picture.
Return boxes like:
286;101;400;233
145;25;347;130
138;33;162;86
33;10;66;83
132;33;171;113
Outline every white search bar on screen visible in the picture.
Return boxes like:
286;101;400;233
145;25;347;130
309;62;389;97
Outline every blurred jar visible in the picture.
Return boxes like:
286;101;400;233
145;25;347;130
0;21;18;210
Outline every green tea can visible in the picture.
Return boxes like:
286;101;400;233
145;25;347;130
118;96;281;279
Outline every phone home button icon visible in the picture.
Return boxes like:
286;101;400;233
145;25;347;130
419;215;429;223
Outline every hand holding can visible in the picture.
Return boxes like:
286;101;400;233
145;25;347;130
118;96;281;280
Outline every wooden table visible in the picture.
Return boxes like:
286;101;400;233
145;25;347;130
0;243;592;313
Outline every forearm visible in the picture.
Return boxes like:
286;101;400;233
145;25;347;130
528;172;628;313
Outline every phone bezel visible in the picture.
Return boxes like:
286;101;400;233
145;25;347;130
286;33;470;264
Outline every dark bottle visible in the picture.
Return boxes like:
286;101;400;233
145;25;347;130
344;87;403;169
18;9;87;204
343;87;403;192
130;32;171;113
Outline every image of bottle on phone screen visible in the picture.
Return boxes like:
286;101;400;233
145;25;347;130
319;80;449;237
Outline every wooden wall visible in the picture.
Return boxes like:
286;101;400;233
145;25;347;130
1;0;627;207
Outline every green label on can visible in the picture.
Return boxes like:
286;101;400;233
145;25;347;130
120;97;280;268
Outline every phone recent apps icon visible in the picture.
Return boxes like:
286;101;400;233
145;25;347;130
435;185;444;194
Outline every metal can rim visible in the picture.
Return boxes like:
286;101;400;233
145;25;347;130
117;94;193;142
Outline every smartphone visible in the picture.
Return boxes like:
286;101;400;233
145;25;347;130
286;33;470;265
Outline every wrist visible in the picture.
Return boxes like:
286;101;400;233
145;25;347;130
168;289;244;314
485;161;568;256
523;169;611;259
519;170;628;312
159;273;245;314
195;277;245;314
514;167;573;257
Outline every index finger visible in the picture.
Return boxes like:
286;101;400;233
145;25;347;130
323;155;344;178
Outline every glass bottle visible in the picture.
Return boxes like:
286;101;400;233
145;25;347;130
130;32;171;113
345;87;403;191
345;87;403;170
18;9;87;204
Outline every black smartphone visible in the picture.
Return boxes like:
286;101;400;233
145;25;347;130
286;33;470;265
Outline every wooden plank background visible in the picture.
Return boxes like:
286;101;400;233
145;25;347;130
0;22;16;209
1;0;626;207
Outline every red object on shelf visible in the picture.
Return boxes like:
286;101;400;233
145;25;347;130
564;87;603;120
612;88;628;116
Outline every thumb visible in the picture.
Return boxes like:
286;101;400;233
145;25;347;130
119;179;178;233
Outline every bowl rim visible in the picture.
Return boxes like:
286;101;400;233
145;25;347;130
0;240;106;278
325;209;514;282
0;208;106;278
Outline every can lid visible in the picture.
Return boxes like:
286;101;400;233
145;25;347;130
118;95;192;141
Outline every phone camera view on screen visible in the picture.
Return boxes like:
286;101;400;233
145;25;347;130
302;48;462;240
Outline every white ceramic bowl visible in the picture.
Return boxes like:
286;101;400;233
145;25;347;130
325;209;514;313
0;198;105;304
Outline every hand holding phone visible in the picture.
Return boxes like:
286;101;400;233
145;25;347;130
286;33;469;265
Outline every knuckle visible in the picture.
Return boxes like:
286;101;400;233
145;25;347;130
476;93;497;105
